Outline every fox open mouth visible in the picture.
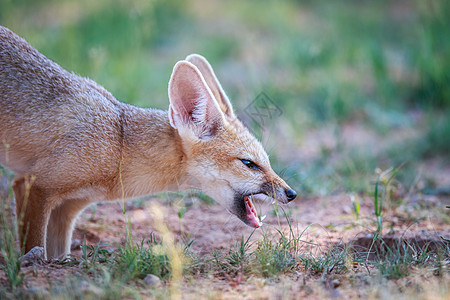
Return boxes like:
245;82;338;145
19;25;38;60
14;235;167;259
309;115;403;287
244;195;264;228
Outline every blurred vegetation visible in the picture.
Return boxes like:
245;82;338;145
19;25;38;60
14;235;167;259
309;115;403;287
1;0;449;196
1;2;449;297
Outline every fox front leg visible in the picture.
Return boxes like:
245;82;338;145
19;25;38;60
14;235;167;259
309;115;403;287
13;177;52;259
46;198;91;258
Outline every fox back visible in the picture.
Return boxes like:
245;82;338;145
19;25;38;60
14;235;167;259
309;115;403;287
0;26;296;259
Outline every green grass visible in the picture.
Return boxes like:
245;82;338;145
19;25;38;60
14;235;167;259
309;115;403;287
0;216;23;290
372;239;449;280
372;166;402;239
112;235;172;281
300;245;350;276
0;168;23;291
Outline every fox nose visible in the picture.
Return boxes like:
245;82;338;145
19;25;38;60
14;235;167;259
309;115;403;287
285;189;297;202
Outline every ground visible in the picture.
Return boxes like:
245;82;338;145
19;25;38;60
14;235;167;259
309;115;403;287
1;182;448;299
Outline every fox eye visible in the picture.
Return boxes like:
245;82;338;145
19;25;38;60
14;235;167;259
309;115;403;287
240;159;261;171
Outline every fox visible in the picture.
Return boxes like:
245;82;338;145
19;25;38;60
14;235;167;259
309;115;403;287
0;26;297;259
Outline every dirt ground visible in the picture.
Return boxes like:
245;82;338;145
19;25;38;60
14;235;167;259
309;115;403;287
1;188;446;299
71;192;449;256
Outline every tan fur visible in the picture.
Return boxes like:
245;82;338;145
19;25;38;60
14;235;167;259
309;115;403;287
0;26;296;259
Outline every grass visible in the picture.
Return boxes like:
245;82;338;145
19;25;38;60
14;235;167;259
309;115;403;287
112;236;172;281
300;245;350;277
372;238;449;280
0;216;23;290
0;168;23;290
372;166;402;239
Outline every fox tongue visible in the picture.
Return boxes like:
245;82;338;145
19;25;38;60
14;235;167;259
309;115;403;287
244;196;262;228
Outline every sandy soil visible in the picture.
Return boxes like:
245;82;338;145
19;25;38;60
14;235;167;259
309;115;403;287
69;191;449;256
1;184;448;299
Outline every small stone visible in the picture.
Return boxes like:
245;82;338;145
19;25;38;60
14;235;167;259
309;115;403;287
27;286;49;297
78;280;90;292
144;274;161;286
331;279;340;288
79;280;104;296
20;246;45;266
342;205;351;214
71;239;82;250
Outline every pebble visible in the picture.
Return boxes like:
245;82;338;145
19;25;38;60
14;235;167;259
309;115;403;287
20;246;45;266
27;286;49;297
79;280;104;296
71;239;82;250
331;279;340;288
144;274;161;286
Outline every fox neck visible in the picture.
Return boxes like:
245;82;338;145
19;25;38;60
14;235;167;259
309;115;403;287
117;105;192;199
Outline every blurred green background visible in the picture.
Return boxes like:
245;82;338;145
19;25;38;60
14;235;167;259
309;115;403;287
1;0;449;197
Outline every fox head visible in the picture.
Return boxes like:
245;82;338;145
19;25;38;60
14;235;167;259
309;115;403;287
168;54;296;228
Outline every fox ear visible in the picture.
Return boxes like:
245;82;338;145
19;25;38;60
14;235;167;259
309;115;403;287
185;54;235;119
168;61;224;140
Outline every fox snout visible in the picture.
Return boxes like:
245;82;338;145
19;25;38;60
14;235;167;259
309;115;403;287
259;181;297;204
